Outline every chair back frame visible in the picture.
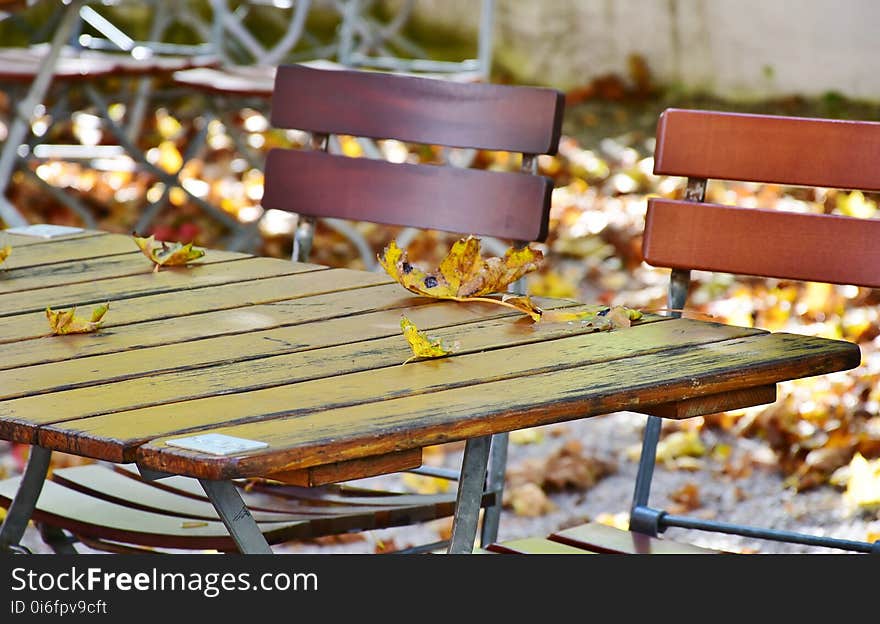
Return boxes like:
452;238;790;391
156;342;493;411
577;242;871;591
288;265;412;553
633;108;880;553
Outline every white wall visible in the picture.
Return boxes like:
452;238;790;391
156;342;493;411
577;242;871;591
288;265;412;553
387;0;880;100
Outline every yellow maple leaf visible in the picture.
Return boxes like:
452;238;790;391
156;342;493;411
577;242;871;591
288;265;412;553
133;233;205;272
540;305;643;328
46;302;110;335
0;245;10;266
400;315;459;365
379;236;545;320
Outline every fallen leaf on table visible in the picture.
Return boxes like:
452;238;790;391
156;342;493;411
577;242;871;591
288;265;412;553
0;245;10;266
500;294;544;322
133;233;205;272
46;302;109;335
400;315;459;365
379;236;545;320
539;304;643;328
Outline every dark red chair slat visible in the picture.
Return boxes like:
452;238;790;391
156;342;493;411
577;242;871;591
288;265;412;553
643;199;880;288
550;522;726;554
653;108;880;191
270;63;565;154
263;149;553;241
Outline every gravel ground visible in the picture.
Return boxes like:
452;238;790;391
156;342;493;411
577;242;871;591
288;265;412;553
13;411;877;556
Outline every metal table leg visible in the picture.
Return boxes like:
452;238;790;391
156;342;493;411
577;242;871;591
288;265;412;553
447;435;492;554
199;479;273;554
479;431;508;546
0;445;52;552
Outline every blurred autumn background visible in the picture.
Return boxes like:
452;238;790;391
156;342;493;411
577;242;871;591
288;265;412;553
2;0;880;552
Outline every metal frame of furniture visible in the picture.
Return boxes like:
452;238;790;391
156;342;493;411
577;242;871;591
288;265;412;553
489;108;880;555
628;108;880;554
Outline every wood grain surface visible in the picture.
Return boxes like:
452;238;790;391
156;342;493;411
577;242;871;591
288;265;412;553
0;233;863;485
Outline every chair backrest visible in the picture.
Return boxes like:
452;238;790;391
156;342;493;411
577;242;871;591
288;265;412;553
642;108;880;288
630;108;880;552
262;63;564;244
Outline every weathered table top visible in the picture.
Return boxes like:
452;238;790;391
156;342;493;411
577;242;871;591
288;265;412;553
0;227;861;484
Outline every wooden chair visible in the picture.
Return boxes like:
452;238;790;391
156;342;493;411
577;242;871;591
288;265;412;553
1;63;564;554
488;108;880;554
263;62;562;550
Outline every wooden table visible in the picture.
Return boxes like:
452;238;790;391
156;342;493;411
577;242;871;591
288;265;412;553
0;227;862;553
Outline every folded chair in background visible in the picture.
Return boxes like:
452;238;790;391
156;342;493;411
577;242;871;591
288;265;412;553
0;62;564;554
0;1;251;246
335;0;494;83
170;0;498;263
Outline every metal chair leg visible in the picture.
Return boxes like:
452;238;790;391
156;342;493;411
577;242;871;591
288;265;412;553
0;445;52;551
479;431;508;546
448;435;492;554
630;265;692;535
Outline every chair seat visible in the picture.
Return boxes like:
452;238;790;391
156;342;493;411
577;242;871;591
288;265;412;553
487;522;729;555
0;463;491;553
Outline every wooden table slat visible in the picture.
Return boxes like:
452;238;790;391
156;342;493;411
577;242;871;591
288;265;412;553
27;321;786;462
1;233;137;271
1;251;247;294
1;229;106;247
127;331;859;479
0;296;585;399
1;303;655;434
0;268;391;346
0;256;324;317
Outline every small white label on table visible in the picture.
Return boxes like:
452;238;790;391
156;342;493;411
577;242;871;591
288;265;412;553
5;224;85;238
165;433;269;456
